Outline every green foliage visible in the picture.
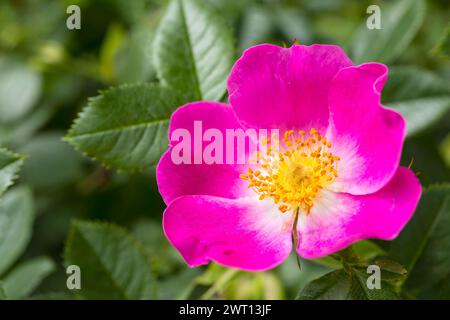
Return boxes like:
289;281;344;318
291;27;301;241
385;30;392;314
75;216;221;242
1;256;56;299
352;0;425;64
65;84;185;171
389;184;450;299
383;67;450;137
20;132;83;188
0;57;42;123
297;268;398;300
153;0;234;101
64;220;156;299
0;283;5;300
0;187;34;276
0;0;449;300
0;148;24;197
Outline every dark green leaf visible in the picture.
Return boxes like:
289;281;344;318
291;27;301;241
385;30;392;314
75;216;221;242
65;84;185;171
0;148;24;197
64;220;156;299
0;187;34;276
390;184;450;299
153;0;234;101
352;0;425;64
297;268;398;300
2;256;56;299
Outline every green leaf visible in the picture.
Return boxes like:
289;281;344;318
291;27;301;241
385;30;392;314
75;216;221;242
297;268;398;300
0;283;5;300
279;254;332;298
0;57;42;123
352;240;386;261
153;0;234;101
383;67;450;137
0;187;34;276
389;184;450;299
2;256;56;299
239;6;273;52
0;148;24;198
64;220;156;299
65;84;185;171
20;132;83;189
431;24;450;59
352;0;425;64
115;22;157;83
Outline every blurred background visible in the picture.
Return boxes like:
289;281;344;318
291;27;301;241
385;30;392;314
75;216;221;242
0;0;448;299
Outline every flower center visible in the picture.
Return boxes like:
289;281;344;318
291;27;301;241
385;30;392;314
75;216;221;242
240;128;339;214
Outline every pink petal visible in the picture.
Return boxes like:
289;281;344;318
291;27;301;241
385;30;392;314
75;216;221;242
156;102;254;204
297;167;422;259
327;63;406;195
228;44;353;133
163;195;293;271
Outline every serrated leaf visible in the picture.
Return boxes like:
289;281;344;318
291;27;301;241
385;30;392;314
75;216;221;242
0;148;24;197
64;220;156;300
65;84;185;171
297;268;398;300
2;256;55;299
389;184;450;299
0;57;42;123
352;0;425;64
153;0;234;101
383;67;450;137
0;187;34;276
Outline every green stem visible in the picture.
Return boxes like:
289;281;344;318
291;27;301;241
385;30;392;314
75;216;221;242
292;207;301;270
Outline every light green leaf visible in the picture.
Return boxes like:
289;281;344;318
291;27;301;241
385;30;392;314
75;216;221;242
153;0;234;101
352;0;425;64
65;84;184;171
0;57;42;123
0;187;34;276
115;22;156;83
0;148;24;198
389;184;450;299
2;256;56;299
383;67;450;137
64;220;156;300
297;268;398;300
224;272;285;300
352;240;386;261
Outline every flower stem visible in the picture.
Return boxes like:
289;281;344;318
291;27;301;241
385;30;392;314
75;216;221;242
292;207;301;270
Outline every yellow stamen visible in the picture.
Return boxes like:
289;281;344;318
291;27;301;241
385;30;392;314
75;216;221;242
242;128;339;214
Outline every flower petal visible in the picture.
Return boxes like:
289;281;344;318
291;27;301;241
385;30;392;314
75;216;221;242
163;195;293;271
228;44;353;133
296;167;421;259
327;63;406;195
156;102;254;204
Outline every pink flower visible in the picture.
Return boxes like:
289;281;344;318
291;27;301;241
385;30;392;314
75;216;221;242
156;44;422;271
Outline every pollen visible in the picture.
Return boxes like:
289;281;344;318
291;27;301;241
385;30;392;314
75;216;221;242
240;128;339;214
